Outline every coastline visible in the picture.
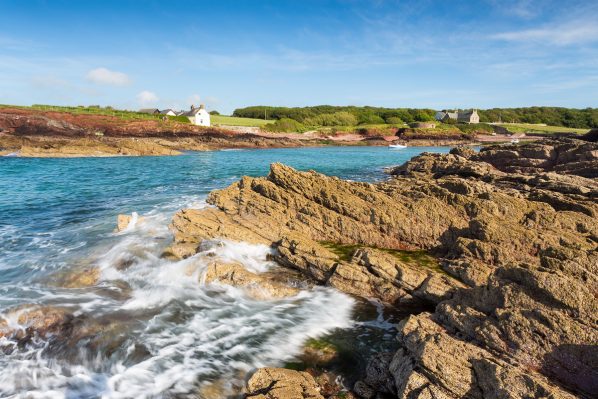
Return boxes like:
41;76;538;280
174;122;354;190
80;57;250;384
0;106;528;158
0;135;478;158
1;137;595;398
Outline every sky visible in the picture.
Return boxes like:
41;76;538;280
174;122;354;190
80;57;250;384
1;0;597;114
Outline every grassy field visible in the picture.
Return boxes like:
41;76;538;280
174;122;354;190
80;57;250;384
211;114;271;127
0;104;190;123
494;123;588;134
1;104;279;128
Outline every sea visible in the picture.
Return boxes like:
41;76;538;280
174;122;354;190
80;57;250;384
0;146;451;398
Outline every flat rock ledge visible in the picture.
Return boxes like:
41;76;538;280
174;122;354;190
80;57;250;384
167;138;597;398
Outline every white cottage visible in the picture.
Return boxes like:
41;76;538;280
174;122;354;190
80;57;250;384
435;109;479;124
159;109;177;116
183;104;211;126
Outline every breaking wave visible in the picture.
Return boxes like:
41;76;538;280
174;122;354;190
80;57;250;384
0;202;354;398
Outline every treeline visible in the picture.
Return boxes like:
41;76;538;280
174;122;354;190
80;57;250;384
233;105;598;128
233;106;436;125
477;107;598;128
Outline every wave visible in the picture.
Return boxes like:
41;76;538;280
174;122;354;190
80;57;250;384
0;207;355;398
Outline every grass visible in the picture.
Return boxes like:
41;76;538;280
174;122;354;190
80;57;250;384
0;104;190;123
494;123;588;135
210;114;271;127
319;241;445;274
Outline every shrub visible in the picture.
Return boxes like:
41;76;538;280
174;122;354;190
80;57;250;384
357;113;385;125
209;110;220;115
456;123;494;134
385;117;404;125
304;111;357;126
263;118;306;133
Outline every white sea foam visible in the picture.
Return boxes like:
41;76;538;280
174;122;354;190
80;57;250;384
0;205;356;398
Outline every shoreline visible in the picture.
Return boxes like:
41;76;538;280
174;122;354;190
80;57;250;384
0;106;538;158
1;137;595;398
0;134;484;158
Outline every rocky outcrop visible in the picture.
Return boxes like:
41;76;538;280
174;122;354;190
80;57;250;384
169;139;597;398
246;368;324;399
387;313;579;399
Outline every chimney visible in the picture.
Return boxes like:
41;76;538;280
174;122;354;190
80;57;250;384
199;103;205;110
190;105;195;111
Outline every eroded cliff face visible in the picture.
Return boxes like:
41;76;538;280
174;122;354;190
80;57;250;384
168;139;597;398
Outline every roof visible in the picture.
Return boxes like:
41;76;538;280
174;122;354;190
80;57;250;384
182;108;206;116
436;110;477;121
159;109;175;114
457;110;478;121
139;108;159;114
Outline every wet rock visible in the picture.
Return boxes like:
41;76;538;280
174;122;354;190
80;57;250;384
203;261;300;299
116;212;145;232
353;352;396;396
0;305;74;340
57;266;101;288
353;380;376;399
246;367;324;399
300;339;339;367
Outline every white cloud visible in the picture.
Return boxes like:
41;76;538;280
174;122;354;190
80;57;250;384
491;21;598;46
86;67;130;86
136;90;159;106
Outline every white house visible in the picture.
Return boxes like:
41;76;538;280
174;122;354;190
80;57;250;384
159;109;177;116
435;109;479;124
183;104;211;126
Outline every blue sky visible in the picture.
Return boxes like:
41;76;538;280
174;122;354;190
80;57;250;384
1;0;597;114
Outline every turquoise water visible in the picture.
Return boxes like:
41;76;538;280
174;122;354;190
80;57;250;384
0;146;450;398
